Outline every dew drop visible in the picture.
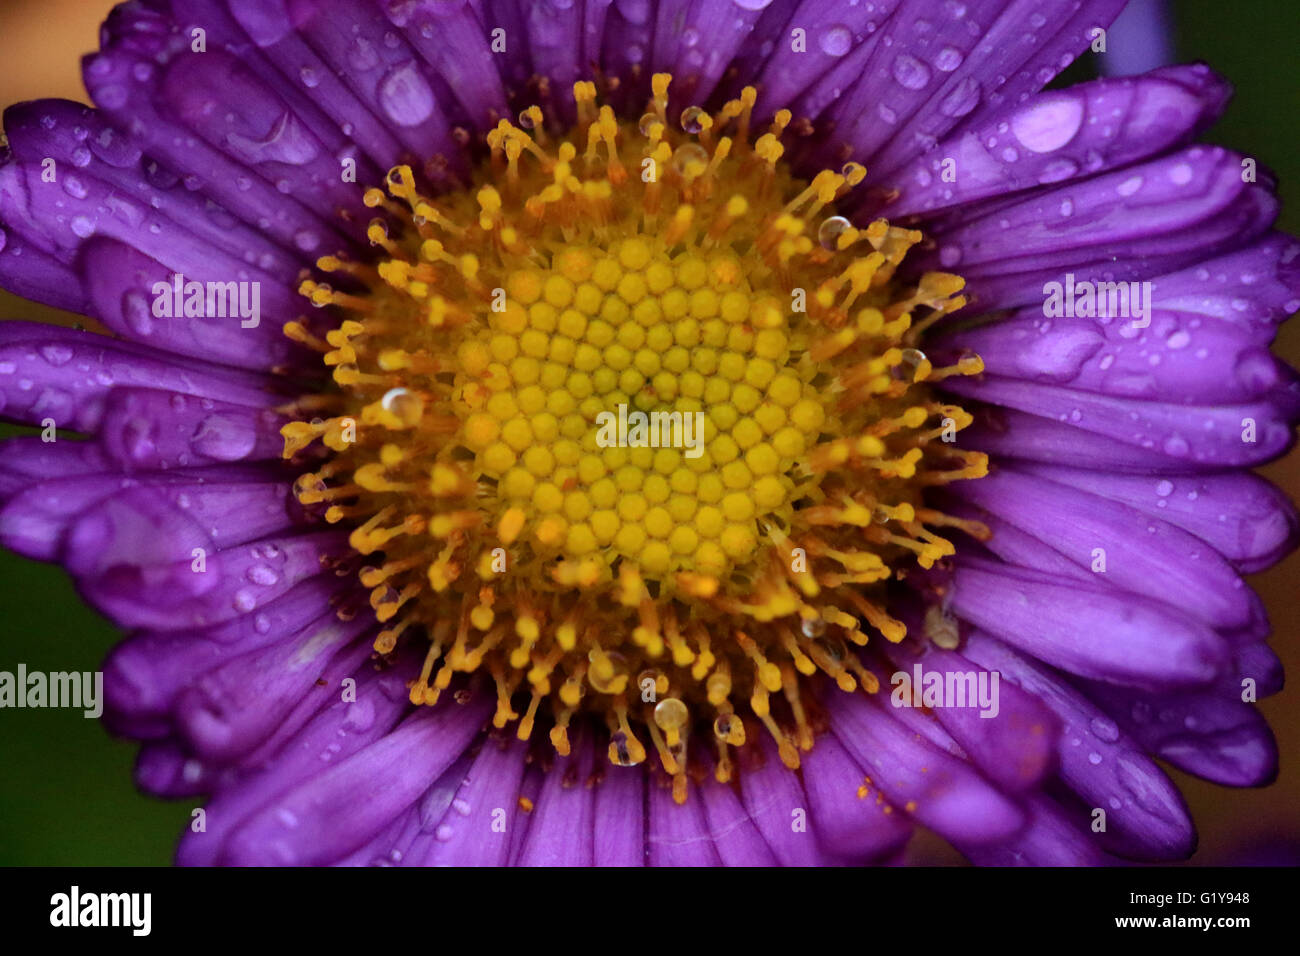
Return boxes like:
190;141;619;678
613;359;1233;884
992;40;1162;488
938;77;980;118
892;53;932;90
893;347;928;383
381;386;424;426
379;62;435;127
934;46;964;71
247;564;280;586
819;26;852;56
679;106;707;134
671;143;709;176
653;697;689;731
817;215;852;250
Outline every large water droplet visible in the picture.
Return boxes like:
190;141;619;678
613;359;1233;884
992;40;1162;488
1089;716;1120;742
379;63;435;127
381;387;424;426
938;77;980;118
679;106;707;134
1011;95;1084;152
892;53;932;90
934;46;964;71
800;616;826;638
893;348;929;383
819;26;852;56
671;143;708;176
817;215;852;250
247;564;280;586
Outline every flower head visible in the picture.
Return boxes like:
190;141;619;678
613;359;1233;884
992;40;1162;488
0;0;1295;866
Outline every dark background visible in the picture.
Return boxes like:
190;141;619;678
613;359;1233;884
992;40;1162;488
0;0;1296;865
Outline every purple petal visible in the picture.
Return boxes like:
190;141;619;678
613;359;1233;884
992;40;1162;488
515;728;598;866
827;690;1026;846
594;764;646;866
421;735;530;866
869;65;1229;218
648;769;721;866
97;386;287;469
880;642;1060;792
800;0;1129;179
936;306;1288;406
218;684;489;866
103;575;339;723
1086;681;1278;787
66;493;349;630
950;557;1229;688
945;374;1294;467
963;631;1196;861
173;612;371;761
800;732;913;862
914;146;1276;313
961;792;1118;866
953;467;1253;629
1014;463;1298;573
737;733;828;865
698;760;779;866
81;238;309;371
176;655;418;865
380;0;510;130
0;323;276;432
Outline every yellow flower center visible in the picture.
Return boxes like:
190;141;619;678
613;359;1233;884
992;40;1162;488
281;75;988;802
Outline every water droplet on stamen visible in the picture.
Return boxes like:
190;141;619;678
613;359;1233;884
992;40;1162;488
893;347;928;383
817;215;852;250
679;106;707;134
381;387;424;426
671;143;709;176
653;697;689;731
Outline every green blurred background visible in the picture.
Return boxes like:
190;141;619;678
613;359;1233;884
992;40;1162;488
0;0;1297;865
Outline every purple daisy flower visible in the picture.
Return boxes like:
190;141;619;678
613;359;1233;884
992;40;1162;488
0;0;1296;868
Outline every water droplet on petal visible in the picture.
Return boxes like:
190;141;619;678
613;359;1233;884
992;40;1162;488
1089;716;1120;742
892;53;932;90
819;26;852;56
934;46;964;71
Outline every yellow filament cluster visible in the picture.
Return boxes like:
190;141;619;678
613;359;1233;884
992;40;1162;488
281;75;987;802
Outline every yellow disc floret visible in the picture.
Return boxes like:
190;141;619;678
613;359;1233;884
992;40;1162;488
282;76;987;802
